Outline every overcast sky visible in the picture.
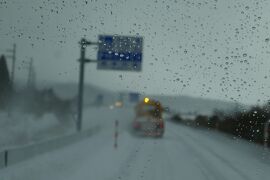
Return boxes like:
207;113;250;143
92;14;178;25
1;0;270;105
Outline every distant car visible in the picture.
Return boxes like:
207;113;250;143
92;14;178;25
132;97;165;137
114;101;123;108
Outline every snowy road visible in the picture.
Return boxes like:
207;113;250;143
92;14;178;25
0;107;270;180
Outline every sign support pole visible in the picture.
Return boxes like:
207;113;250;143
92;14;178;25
77;38;98;132
77;39;86;132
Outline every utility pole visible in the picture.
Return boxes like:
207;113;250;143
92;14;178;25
27;58;36;90
77;38;98;132
5;44;16;117
6;44;16;88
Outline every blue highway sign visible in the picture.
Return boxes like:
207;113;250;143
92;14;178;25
97;35;143;71
129;92;140;103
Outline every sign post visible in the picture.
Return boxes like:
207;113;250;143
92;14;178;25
77;38;98;132
76;35;143;132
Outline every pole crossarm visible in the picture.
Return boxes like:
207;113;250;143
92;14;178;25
79;38;99;46
78;58;98;63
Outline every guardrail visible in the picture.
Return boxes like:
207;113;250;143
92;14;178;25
0;127;99;169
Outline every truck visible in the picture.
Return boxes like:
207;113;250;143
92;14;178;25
132;97;165;137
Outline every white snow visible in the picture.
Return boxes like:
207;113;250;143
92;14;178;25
0;106;270;180
0;112;71;151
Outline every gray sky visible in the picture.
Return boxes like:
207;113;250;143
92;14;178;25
1;0;270;105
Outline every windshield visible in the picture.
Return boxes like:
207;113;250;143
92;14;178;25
1;0;270;179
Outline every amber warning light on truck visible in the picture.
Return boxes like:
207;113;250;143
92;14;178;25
144;97;150;103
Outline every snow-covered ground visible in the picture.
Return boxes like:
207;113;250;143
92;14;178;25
0;111;73;151
0;106;270;180
0;106;126;151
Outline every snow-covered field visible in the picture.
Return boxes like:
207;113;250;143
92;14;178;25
0;106;270;180
0;106;127;151
0;112;73;151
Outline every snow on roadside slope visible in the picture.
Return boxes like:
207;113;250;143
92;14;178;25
0;106;135;151
0;111;75;151
0;106;137;180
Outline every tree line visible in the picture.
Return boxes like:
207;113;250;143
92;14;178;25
171;104;270;147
